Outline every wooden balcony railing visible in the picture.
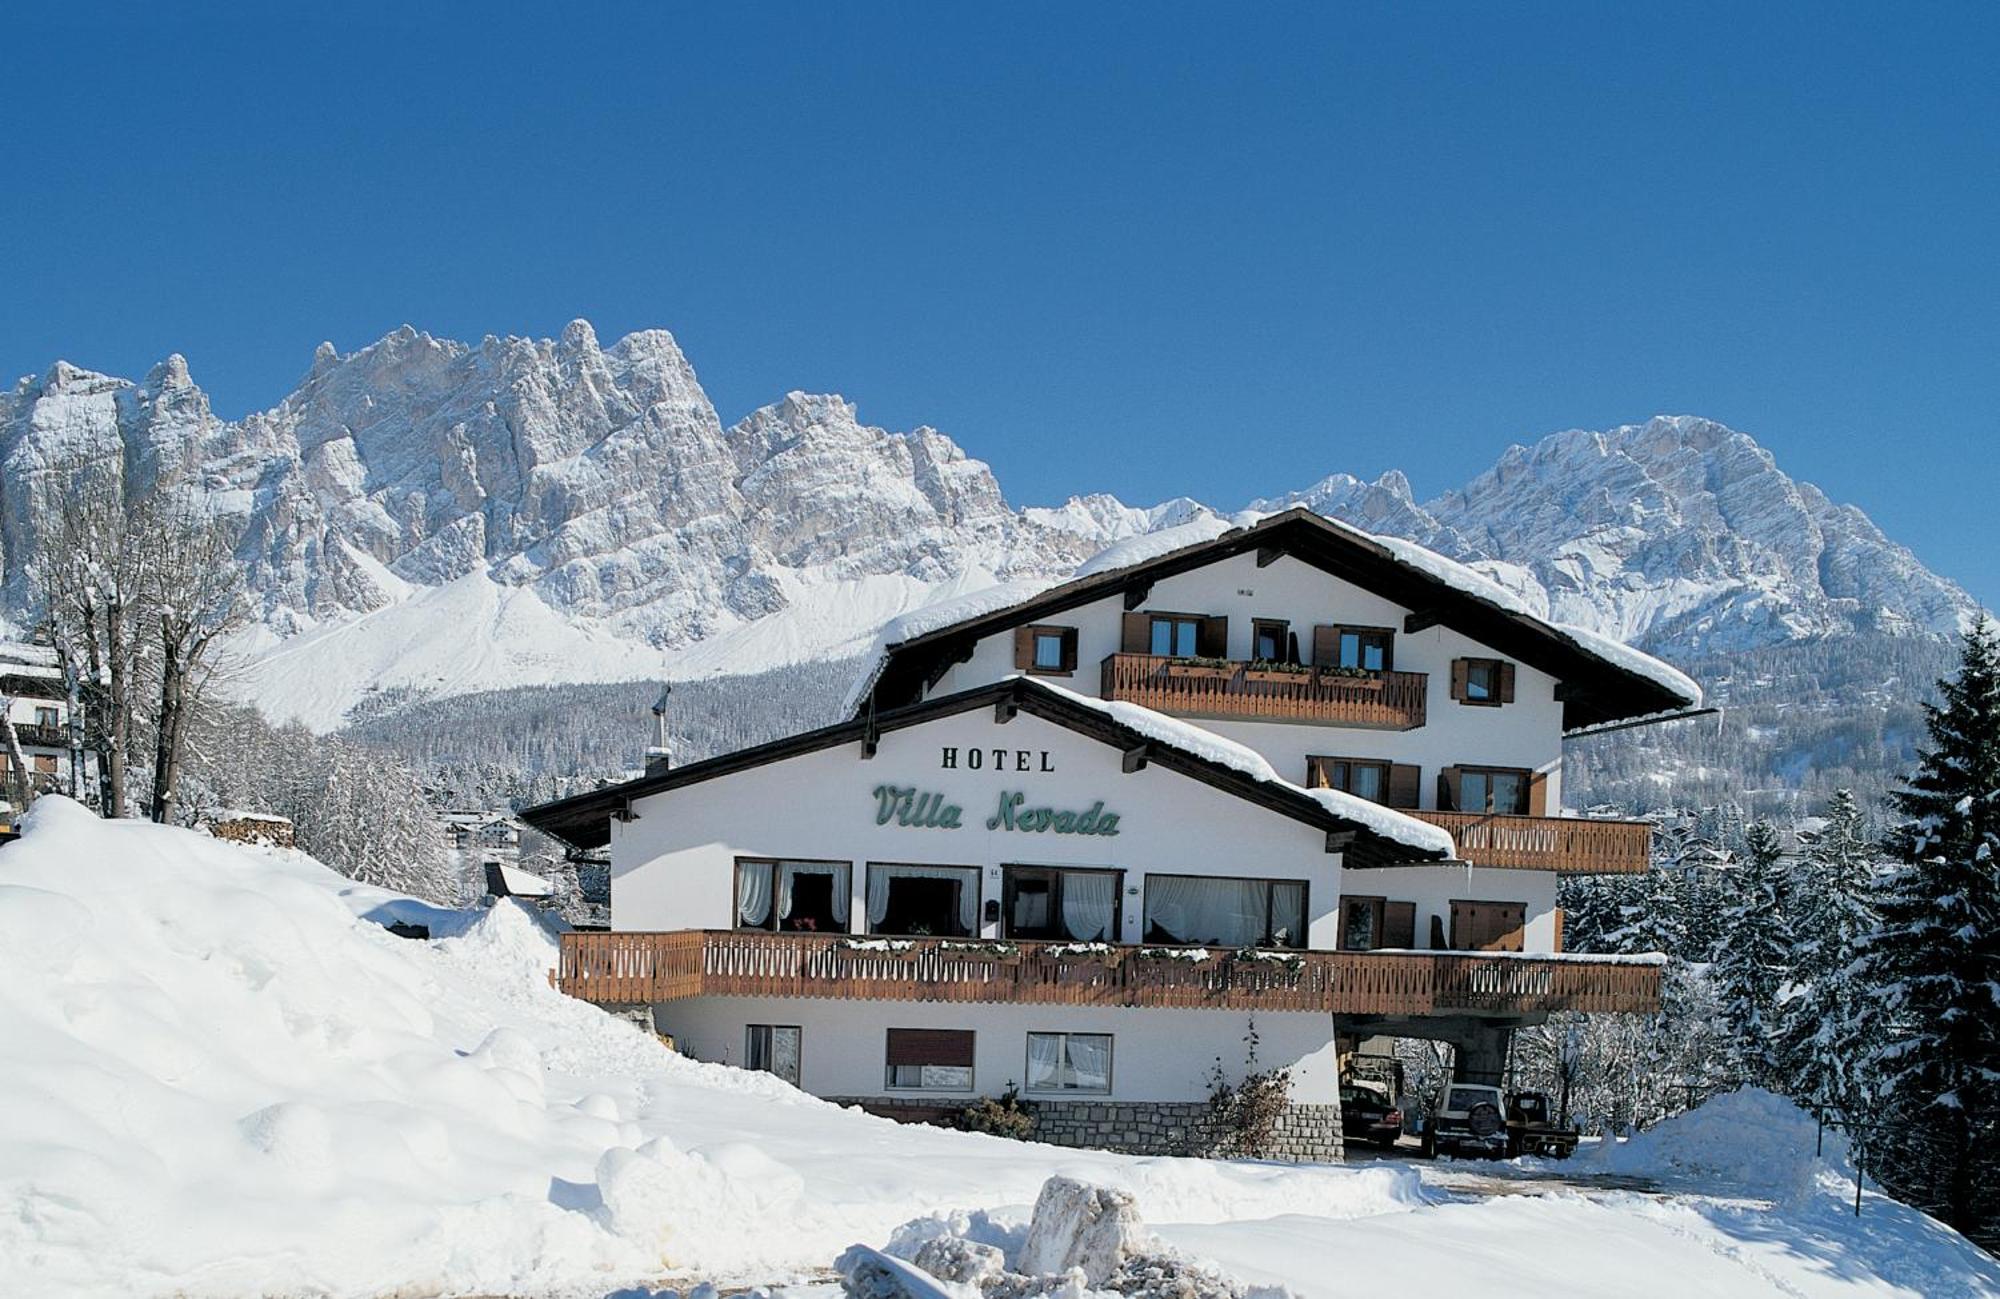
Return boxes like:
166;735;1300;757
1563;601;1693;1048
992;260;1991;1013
9;724;66;749
1412;811;1652;874
1100;654;1428;730
553;930;1661;1016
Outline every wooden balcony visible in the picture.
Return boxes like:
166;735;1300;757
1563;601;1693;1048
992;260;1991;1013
1099;654;1427;730
553;930;1661;1017
1412;811;1652;874
10;724;67;749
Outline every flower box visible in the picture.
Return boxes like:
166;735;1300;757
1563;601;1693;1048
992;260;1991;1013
1164;659;1235;681
938;939;1023;964
1133;945;1216;964
1316;669;1384;692
1044;941;1122;967
835;937;922;960
1230;946;1307;977
1243;665;1311;685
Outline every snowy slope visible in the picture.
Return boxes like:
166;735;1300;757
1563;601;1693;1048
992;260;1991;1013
1;326;1979;730
4;801;1996;1298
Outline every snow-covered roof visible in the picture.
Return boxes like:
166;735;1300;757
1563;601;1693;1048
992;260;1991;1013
846;506;1703;727
1026;677;1457;858
490;863;554;898
0;641;62;681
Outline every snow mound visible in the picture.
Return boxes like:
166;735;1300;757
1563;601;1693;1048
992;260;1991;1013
1580;1088;1847;1202
0;797;1427;1298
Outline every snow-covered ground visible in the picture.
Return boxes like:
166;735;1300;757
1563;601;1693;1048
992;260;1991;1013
2;800;1994;1298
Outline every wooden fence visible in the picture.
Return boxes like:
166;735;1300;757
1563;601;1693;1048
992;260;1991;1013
1099;654;1428;730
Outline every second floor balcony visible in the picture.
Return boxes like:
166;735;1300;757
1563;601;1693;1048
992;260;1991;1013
1412;810;1652;874
553;929;1662;1018
1100;653;1428;730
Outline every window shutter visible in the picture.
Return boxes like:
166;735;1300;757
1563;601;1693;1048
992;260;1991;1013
1121;612;1151;654
1526;769;1548;817
1059;628;1078;672
1013;626;1036;671
1312;624;1337;668
1498;660;1517;703
1437;766;1462;812
1493;904;1526;952
1450;658;1470;701
1197;615;1229;658
1383;901;1416;949
1553;906;1565;954
886;1028;974;1067
1387;763;1421;810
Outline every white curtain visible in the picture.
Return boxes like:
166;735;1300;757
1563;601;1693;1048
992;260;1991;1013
737;861;774;927
1026;1033;1064;1090
1060;872;1117;941
1268;881;1306;948
1143;875;1270;947
1066;1035;1111;1091
865;864;979;932
776;861;852;926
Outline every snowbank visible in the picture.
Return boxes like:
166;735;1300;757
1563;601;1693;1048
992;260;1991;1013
1577;1088;1847;1202
0;798;1425;1298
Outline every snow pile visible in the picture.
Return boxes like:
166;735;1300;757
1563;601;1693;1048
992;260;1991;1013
1579;1088;1846;1202
1028;677;1456;857
0;797;1425;1298
1071;516;1243;578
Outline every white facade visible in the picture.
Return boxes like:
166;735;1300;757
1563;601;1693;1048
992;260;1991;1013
929;551;1566;805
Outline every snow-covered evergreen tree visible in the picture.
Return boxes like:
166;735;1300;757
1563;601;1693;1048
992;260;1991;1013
1861;621;2000;1240
1710;820;1791;1080
1772;790;1882;1114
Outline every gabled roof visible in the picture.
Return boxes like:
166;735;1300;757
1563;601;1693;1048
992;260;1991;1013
851;507;1702;732
519;675;1455;868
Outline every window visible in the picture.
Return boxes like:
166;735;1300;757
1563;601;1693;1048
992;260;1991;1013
32;754;56;775
1015;624;1078;676
1449;900;1526;952
1252;619;1289;663
1457;767;1531;815
1308;757;1389;804
886;1028;974;1090
744;1024;801;1086
1149;615;1202;658
1143;874;1307;949
1003;866;1121;941
34;707;57;730
866;863;979;937
1338;896;1415;950
1337;627;1393;672
1026;1032;1112;1094
736;859;851;933
1452;657;1515;706
1341;896;1383;951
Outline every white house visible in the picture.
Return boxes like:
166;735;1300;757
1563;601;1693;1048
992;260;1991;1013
0;641;84;829
523;509;1702;1160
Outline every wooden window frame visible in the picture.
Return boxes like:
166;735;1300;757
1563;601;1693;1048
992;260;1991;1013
1016;623;1079;677
1251;618;1290;664
33;706;58;730
1001;865;1123;942
1338;894;1386;951
1141;871;1310;949
1024;1031;1114;1095
1337;625;1395;673
744;1023;803;1085
733;856;854;933
885;1028;976;1091
1147;611;1205;658
1307;755;1392;803
1447;898;1527;953
1452;656;1515;706
1451;765;1535;815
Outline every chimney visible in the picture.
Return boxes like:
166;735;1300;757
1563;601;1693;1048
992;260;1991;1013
646;685;673;776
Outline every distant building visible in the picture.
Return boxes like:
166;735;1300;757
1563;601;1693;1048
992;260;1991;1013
0;639;91;829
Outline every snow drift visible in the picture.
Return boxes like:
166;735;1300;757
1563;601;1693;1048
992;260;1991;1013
0;798;1421;1298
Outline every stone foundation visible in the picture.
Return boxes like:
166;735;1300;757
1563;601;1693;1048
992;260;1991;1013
831;1095;1344;1163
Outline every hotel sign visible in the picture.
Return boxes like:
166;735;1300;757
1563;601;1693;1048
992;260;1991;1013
871;784;1122;837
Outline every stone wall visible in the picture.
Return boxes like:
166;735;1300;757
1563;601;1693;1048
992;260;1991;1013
205;814;295;849
830;1095;1344;1163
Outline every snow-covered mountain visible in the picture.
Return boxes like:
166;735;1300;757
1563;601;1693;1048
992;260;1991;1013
0;323;1978;729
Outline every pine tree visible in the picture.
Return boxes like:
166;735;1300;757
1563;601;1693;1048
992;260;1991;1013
1862;621;2000;1240
1711;820;1791;1080
1772;789;1882;1115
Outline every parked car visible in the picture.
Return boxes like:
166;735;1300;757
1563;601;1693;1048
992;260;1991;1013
1339;1080;1404;1149
1505;1090;1579;1159
1421;1083;1509;1159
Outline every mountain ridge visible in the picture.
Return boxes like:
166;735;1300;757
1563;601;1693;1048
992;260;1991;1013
0;321;1979;729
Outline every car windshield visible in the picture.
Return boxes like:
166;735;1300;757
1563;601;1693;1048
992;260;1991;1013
1447;1087;1494;1111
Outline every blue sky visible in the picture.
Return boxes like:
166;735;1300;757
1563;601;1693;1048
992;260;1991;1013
4;3;1997;605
